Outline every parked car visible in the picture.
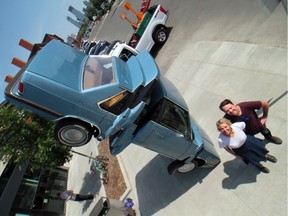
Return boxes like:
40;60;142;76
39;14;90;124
88;40;138;61
5;39;220;174
83;41;97;54
88;40;111;55
104;40;139;61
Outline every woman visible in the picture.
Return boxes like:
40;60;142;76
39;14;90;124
216;118;277;173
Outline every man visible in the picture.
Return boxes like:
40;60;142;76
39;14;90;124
219;99;282;144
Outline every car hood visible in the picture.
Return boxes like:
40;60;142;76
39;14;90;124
113;50;160;92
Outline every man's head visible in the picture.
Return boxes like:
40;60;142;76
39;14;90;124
219;99;239;116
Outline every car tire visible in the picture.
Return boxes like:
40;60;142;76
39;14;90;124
167;159;199;175
153;27;168;45
54;120;93;147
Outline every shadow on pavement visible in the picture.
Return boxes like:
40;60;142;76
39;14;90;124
79;172;103;214
221;137;277;189
260;0;281;13
221;159;260;189
135;154;214;216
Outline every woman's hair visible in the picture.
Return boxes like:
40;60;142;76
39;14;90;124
216;118;232;130
219;99;233;111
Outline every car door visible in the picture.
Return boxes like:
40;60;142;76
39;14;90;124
105;102;146;155
134;122;193;159
132;99;197;159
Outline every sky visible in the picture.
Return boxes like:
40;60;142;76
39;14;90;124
0;0;86;103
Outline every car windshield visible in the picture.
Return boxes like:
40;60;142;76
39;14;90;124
83;56;115;89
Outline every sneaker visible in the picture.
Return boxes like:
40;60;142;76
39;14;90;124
259;165;270;173
265;154;277;163
269;136;282;145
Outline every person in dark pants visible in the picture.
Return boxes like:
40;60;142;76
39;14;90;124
219;99;282;144
216;118;277;173
57;190;95;201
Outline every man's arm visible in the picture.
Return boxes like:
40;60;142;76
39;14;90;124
66;195;73;201
65;190;74;201
259;100;269;125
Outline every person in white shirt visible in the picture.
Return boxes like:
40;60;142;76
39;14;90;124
216;118;277;173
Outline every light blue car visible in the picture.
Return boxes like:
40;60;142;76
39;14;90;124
5;40;220;174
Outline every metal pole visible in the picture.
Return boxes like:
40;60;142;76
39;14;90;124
71;149;95;160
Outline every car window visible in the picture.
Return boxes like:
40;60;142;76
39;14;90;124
158;100;191;138
147;5;157;14
83;56;115;89
99;91;132;115
134;98;191;138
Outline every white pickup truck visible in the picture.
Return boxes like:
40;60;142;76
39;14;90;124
128;5;169;52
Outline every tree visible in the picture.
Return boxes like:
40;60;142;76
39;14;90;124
90;0;102;8
86;6;98;20
0;105;72;171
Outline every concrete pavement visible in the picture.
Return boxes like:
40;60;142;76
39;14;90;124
66;0;287;215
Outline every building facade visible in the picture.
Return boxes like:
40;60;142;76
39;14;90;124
68;6;86;22
67;16;82;28
0;160;69;216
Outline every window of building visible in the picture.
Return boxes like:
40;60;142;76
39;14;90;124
9;167;68;216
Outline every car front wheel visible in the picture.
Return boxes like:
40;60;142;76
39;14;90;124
55;120;93;147
167;159;199;175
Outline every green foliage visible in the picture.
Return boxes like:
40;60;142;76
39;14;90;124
78;27;86;38
0;105;72;171
86;6;97;20
90;0;103;8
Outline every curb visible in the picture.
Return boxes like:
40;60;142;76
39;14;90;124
117;154;142;216
117;154;132;201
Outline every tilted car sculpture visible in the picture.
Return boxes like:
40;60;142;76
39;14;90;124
5;40;220;174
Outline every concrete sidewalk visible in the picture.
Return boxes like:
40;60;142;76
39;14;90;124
66;0;287;215
118;40;287;215
64;141;105;216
